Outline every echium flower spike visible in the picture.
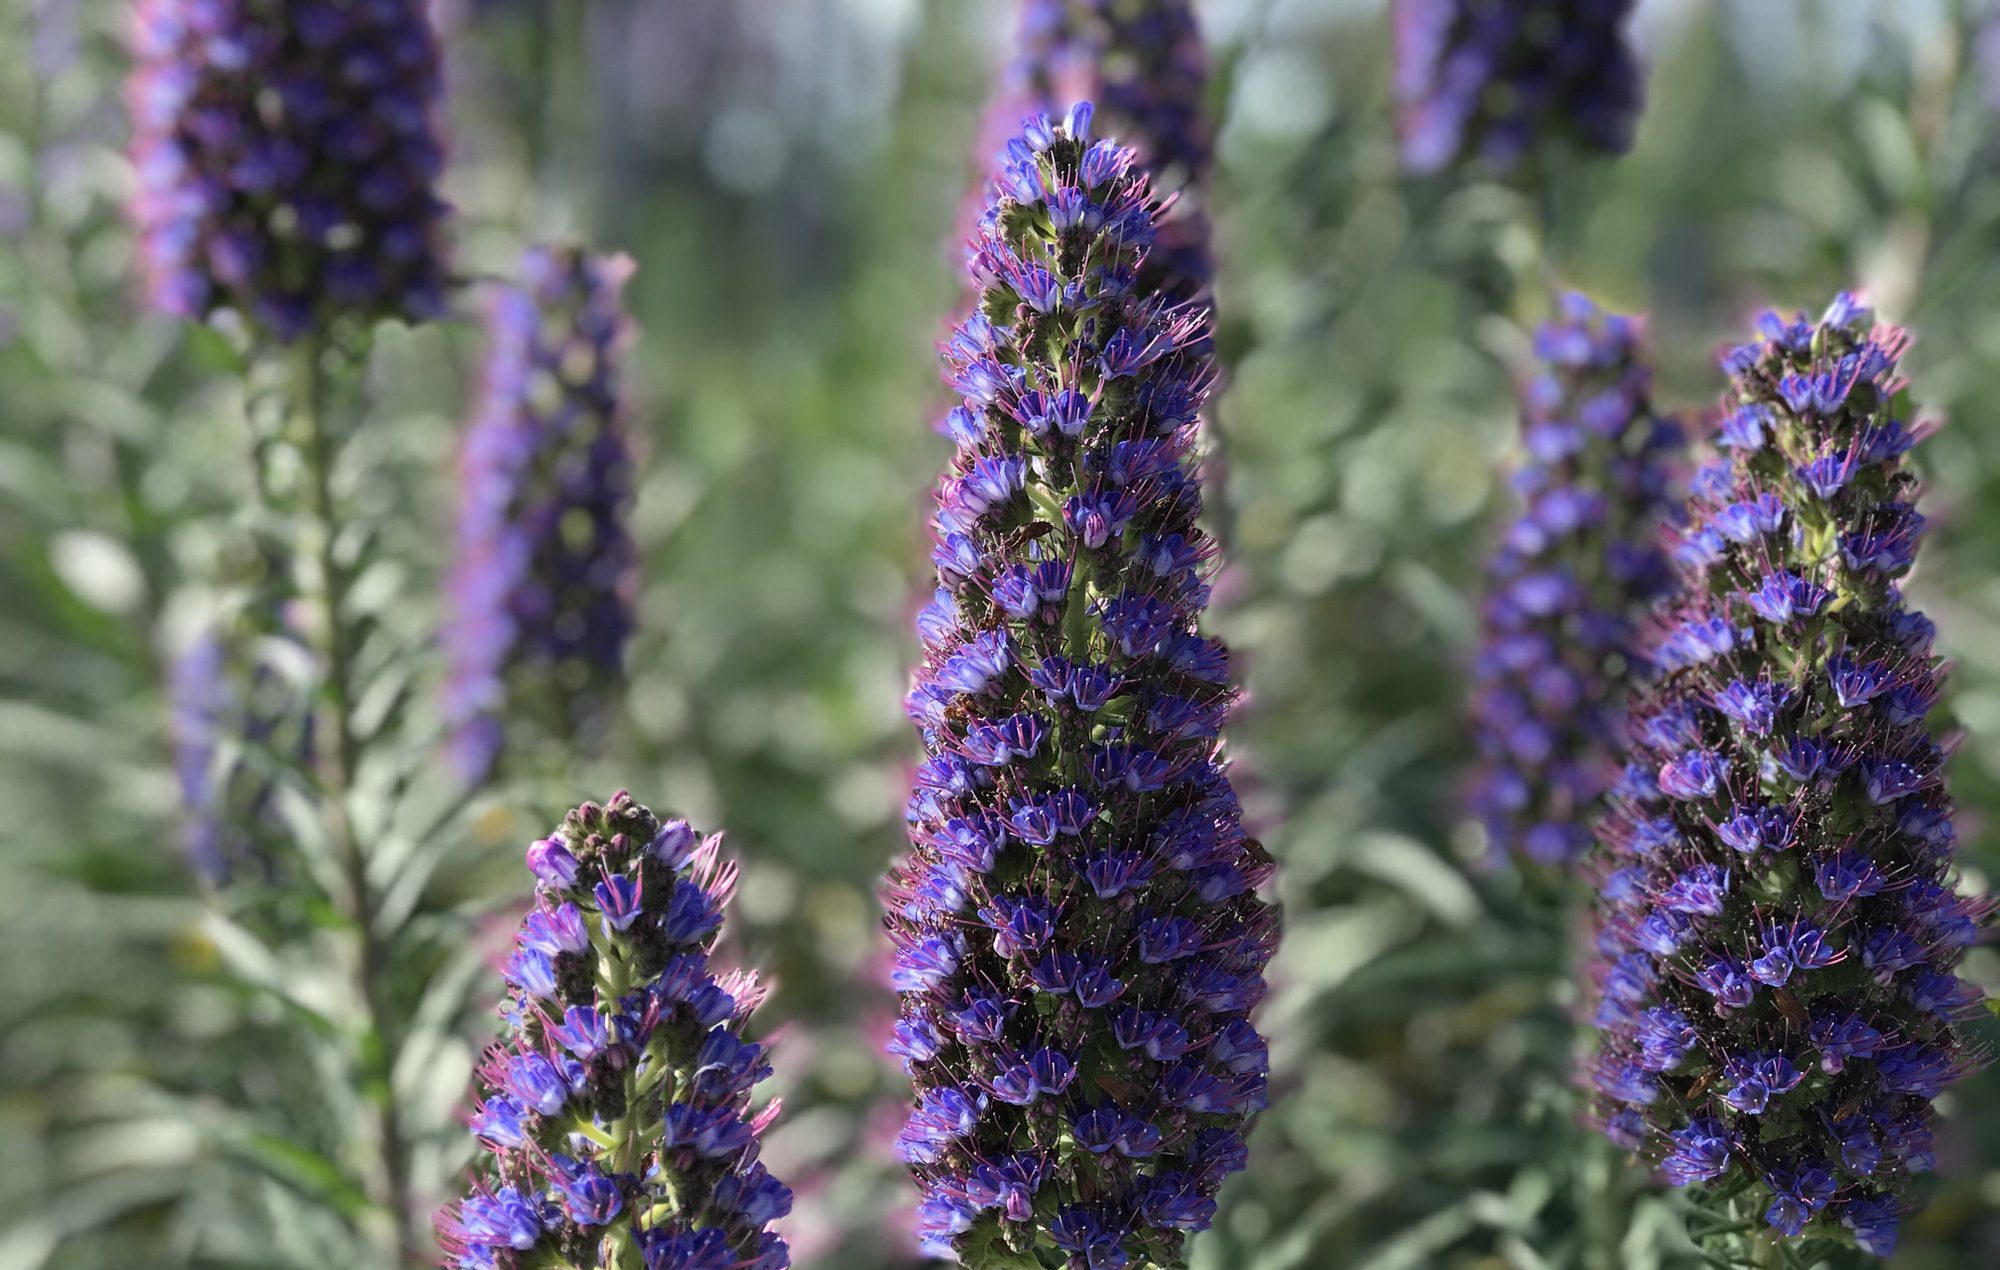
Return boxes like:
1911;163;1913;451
437;793;791;1270
887;103;1277;1269
167;631;258;885
127;0;451;340
442;245;639;784
1469;294;1682;865
167;623;310;887
1393;0;1644;176
1584;295;1991;1257
994;0;1213;300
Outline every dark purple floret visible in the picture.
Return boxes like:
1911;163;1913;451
1583;295;1991;1255
1469;293;1682;865
436;793;790;1270
1393;0;1644;176
127;0;450;340
887;105;1275;1269
983;0;1212;301
441;245;639;784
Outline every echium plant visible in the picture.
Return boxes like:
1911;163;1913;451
885;103;1278;1270
443;245;639;784
1584;295;1991;1257
1392;0;1644;176
128;0;450;340
168;629;271;885
999;0;1212;300
438;792;791;1270
167;621;311;886
1469;293;1681;865
129;1;456;1257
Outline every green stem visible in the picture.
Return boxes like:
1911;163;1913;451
293;340;418;1265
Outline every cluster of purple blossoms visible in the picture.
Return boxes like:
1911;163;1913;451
442;245;639;784
1981;6;2000;114
1469;294;1682;865
167;625;308;887
1393;0;1644;176
127;0;451;340
885;104;1277;1269
1583;295;1990;1256
993;0;1213;301
168;631;261;886
437;793;790;1270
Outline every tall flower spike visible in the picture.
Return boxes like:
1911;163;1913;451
993;0;1213;301
437;793;791;1270
1583;296;1990;1257
1469;294;1682;865
1984;10;2000;113
127;0;451;340
887;104;1277;1269
1393;0;1644;176
167;625;309;887
442;246;639;785
168;630;258;885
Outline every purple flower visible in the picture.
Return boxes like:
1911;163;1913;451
1469;294;1683;865
436;794;789;1270
1842;1193;1902;1256
451;1185;548;1252
442;246;639;783
981;0;1212;301
1394;0;1644;176
127;0;449;339
526;836;579;889
1584;295;1987;1251
166;626;307;885
1661;1117;1732;1186
886;106;1273;1268
1763;1164;1835;1236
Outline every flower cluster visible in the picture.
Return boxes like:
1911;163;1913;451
885;104;1277;1269
1392;0;1643;176
437;793;790;1270
167;626;307;887
442;245;639;784
1469;294;1682;865
127;0;451;340
995;0;1213;300
168;631;259;885
1984;15;2000;115
1583;295;1989;1256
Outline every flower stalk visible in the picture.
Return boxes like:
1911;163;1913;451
887;103;1277;1270
1469;293;1682;866
292;337;420;1261
1393;0;1645;176
1584;295;1990;1258
436;793;791;1270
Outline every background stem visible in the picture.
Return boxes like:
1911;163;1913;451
294;339;418;1265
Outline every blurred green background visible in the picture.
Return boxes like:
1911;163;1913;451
3;0;1998;1267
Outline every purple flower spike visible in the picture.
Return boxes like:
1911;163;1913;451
887;106;1274;1269
166;625;308;886
127;0;450;339
442;246;639;784
1583;295;1988;1254
1393;0;1645;176
981;0;1212;301
1470;295;1682;865
436;794;789;1270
